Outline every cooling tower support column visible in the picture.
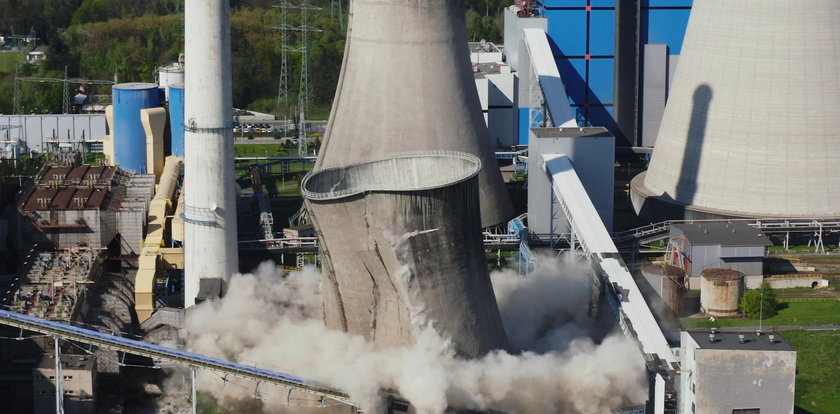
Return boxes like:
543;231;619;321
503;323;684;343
303;152;509;357
183;0;238;308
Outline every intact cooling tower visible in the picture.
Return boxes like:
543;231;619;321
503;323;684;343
631;0;840;220
302;152;509;357
316;0;512;227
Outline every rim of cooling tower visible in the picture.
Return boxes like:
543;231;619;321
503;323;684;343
301;151;482;201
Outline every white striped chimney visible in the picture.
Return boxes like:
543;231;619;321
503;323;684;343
183;0;238;307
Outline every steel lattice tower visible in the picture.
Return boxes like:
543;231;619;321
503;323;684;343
274;1;321;144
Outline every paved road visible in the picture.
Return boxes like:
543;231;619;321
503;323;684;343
712;324;840;332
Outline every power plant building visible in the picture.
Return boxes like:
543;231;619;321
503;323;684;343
15;165;154;254
668;222;771;289
680;331;796;414
527;127;615;233
632;0;840;220
501;0;693;146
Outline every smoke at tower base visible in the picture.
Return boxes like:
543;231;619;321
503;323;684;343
184;257;647;413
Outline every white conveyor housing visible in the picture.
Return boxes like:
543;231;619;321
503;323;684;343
540;154;677;367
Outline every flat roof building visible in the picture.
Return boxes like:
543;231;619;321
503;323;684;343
680;330;796;414
668;222;772;289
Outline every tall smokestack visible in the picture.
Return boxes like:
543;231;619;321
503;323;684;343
316;0;513;227
183;0;238;307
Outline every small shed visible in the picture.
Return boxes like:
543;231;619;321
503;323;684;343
668;222;772;289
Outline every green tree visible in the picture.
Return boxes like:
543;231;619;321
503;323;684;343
740;282;778;319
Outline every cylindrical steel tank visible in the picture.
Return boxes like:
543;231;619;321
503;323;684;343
302;152;509;357
113;83;159;173
700;268;744;317
169;82;185;157
315;0;512;227
159;64;185;102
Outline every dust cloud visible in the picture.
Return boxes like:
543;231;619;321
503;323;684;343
184;257;647;413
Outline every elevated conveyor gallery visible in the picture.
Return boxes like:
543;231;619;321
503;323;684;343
0;308;356;407
521;28;578;128
539;154;677;413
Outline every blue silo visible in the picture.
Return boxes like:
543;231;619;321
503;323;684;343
169;82;185;157
113;83;159;173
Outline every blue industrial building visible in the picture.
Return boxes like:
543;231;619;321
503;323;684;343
514;0;692;147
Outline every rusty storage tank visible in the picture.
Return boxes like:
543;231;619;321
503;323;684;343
302;152;509;358
641;264;686;315
700;268;744;317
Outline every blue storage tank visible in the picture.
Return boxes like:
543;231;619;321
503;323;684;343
169;82;185;157
113;82;159;173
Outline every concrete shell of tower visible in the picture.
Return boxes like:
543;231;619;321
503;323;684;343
303;152;509;358
316;0;513;227
631;0;840;220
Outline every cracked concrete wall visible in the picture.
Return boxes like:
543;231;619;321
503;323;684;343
304;153;509;358
316;0;512;227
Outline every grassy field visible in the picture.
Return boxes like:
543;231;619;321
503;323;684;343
785;330;840;413
234;143;289;157
681;300;840;329
0;51;24;73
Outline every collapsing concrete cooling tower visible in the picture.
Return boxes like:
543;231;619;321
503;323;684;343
631;0;840;220
316;0;512;227
302;153;509;357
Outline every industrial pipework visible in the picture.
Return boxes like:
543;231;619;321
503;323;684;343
136;156;184;322
315;0;512;227
183;0;238;307
303;152;509;357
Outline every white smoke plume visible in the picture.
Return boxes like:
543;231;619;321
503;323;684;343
184;257;647;413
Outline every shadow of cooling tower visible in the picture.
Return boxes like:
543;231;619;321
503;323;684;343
302;152;509;358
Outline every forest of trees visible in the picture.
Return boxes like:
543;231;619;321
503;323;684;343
0;0;508;116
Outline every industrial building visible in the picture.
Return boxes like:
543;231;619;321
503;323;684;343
0;0;831;413
497;0;694;146
668;222;772;289
680;331;796;414
527;126;614;234
2;249;102;322
0;114;108;159
14;164;154;255
33;354;97;414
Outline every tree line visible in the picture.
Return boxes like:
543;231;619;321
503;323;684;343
0;0;506;116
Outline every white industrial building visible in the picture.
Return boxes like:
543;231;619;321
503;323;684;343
527;127;614;235
680;331;796;414
0;114;107;158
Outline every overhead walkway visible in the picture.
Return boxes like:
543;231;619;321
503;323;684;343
614;217;840;249
0;308;356;408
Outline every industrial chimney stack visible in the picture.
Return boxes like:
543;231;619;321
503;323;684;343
183;0;238;307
